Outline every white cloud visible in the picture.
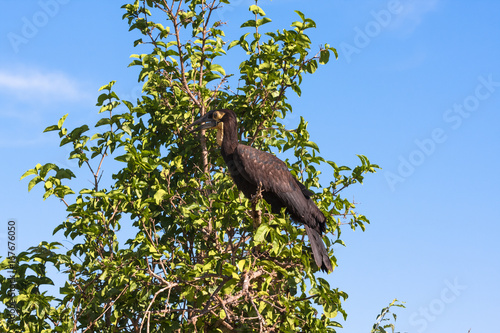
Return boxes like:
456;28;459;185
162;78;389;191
0;133;51;148
0;66;95;148
1;106;40;122
391;0;440;35
0;67;92;103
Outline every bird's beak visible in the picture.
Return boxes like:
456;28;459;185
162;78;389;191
188;114;217;133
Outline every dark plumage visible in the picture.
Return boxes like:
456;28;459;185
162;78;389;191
189;109;332;272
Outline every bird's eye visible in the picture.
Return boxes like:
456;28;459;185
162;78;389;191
213;111;223;120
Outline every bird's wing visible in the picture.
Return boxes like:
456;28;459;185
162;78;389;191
234;144;299;195
234;145;331;271
294;178;314;198
233;144;316;221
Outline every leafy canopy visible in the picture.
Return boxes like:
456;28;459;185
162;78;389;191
0;1;387;332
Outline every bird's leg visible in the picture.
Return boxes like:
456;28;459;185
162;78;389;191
251;183;263;229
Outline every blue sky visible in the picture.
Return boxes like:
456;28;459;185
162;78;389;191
1;0;499;332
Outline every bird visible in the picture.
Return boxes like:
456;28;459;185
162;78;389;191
188;109;332;273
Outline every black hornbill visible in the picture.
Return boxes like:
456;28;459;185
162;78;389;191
189;109;332;273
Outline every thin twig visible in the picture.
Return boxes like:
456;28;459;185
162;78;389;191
82;284;129;333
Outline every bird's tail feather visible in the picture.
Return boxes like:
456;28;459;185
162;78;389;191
304;225;333;273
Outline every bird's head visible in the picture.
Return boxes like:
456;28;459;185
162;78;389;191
188;109;230;146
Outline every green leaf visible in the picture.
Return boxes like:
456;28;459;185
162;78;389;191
324;308;338;319
99;81;116;91
319;49;330;65
227;40;239;50
221;278;238;295
56;114;68;130
256;17;272;27
295;10;306;22
28;175;43;191
21;168;38;180
115;154;130;163
237;259;246;272
55;168;76;180
96;93;109;106
306;59;318;74
43;125;59;133
219;309;227;320
304;141;319;151
291;83;302;97
95;118;111;127
254;224;270;242
70;125;89;138
249;5;266;16
241;20;256;28
210;64;226;76
154;189;167;204
39;163;58;178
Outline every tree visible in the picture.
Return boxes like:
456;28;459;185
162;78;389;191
1;1;382;332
